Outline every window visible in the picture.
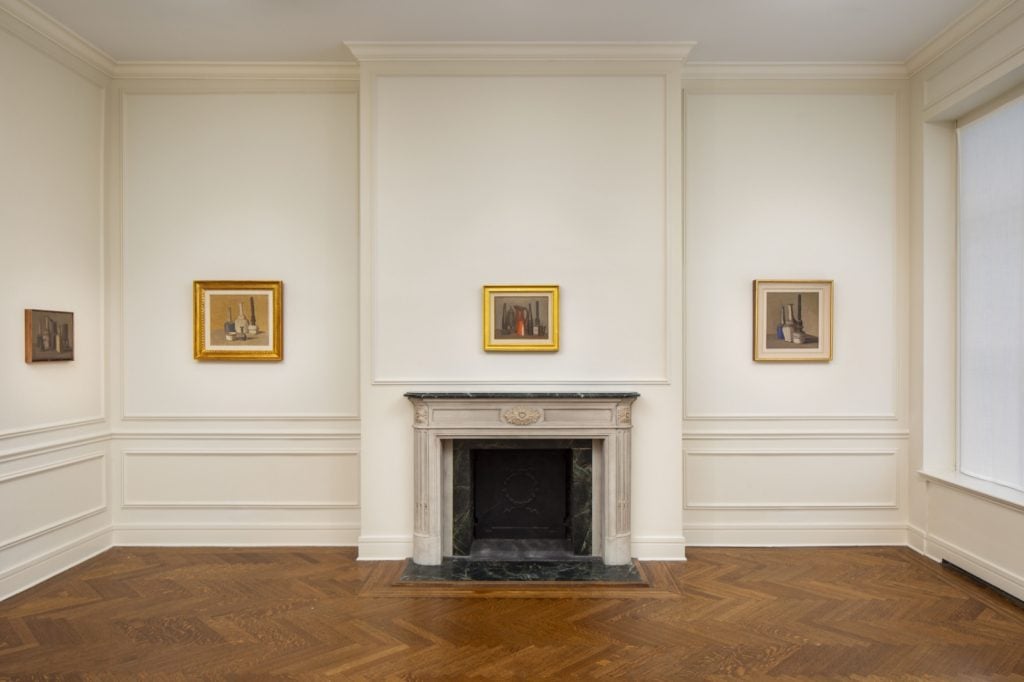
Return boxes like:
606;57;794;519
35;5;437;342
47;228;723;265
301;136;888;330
958;94;1024;493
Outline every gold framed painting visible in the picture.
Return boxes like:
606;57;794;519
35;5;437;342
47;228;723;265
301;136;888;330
483;285;559;352
194;280;283;361
753;279;833;362
25;309;74;363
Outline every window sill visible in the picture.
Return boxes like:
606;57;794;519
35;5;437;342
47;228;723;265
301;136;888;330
918;469;1024;513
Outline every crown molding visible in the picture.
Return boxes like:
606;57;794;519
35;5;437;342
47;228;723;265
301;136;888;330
906;0;1019;76
345;41;695;63
683;61;908;80
0;0;114;77
112;61;360;81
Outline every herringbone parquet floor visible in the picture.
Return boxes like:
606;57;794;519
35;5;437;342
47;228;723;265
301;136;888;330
1;546;1022;679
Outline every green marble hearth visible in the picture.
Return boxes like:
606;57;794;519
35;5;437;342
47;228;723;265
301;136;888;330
399;557;646;583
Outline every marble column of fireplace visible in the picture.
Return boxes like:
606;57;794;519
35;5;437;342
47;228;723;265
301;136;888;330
404;392;639;566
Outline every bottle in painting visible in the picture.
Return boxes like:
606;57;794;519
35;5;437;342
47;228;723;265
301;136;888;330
235;303;249;340
224;305;236;334
248;296;259;335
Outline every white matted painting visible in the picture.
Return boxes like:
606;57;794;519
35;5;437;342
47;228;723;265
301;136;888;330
753;280;833;362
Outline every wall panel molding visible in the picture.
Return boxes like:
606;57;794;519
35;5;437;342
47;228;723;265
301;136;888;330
111;432;359;441
113;523;359;546
682;85;909;428
114;85;361;422
684;523;910;547
0;433;109;464
365;66;679;385
684;413;899;421
684;449;900;510
0;452;107;551
682;430;910;440
121;449;359;509
0;417;106;443
119;414;360;423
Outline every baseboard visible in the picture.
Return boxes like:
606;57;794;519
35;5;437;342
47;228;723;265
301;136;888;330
112;524;360;546
0;528;113;602
357;535;414;560
684;523;910;547
632;535;687;560
925;533;1024;602
907;523;928;555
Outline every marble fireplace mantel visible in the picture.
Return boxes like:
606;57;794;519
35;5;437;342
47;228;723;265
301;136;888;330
404;392;639;566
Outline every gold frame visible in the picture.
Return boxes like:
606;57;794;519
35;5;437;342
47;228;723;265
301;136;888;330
753;279;833;362
483;285;559;352
193;280;283;361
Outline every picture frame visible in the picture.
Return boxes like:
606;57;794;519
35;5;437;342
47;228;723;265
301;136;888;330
483;285;559;352
25;309;74;363
753;279;833;362
193;280;283;361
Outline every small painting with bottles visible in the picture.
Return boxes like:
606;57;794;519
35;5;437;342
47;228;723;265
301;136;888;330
193;281;283;361
24;309;74;363
752;279;833;363
483;285;559;352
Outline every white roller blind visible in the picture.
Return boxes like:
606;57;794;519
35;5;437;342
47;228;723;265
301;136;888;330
958;95;1024;492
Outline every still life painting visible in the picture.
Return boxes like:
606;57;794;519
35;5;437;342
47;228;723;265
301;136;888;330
194;280;283;361
25;309;74;363
753;280;833;362
483;285;559;352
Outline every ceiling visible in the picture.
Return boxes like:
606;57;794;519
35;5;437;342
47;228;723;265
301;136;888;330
27;0;983;64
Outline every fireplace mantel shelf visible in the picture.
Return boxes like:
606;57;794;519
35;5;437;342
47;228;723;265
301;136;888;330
406;392;639;566
404;392;640;400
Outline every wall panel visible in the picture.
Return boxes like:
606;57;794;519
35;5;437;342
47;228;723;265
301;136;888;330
122;450;358;508
0;26;104;437
120;91;359;421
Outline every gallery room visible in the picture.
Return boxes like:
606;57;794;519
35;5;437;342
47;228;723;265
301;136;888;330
2;0;1023;676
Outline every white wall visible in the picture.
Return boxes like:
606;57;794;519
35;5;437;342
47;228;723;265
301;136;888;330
0;19;110;600
358;60;685;560
110;85;362;545
371;75;669;384
0;24;104;436
682;85;910;546
119;92;359;420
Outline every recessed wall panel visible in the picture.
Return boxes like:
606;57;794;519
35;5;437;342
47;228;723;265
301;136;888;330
371;75;668;383
123;451;359;508
121;92;359;418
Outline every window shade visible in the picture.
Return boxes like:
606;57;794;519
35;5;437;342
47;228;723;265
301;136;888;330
958;94;1024;492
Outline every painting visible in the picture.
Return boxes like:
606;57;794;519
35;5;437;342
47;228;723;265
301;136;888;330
483;285;559;352
25;309;74;363
193;280;283;361
753;280;833;362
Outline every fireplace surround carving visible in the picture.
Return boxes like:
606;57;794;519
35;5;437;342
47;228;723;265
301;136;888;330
405;392;639;565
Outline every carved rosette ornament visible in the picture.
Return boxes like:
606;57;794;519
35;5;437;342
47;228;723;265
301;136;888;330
413;404;428;426
501;407;543;426
617;404;632;426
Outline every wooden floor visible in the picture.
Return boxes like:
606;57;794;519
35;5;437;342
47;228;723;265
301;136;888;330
1;547;1023;679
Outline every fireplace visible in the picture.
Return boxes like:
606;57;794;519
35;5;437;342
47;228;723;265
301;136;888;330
453;439;593;559
405;392;638;565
